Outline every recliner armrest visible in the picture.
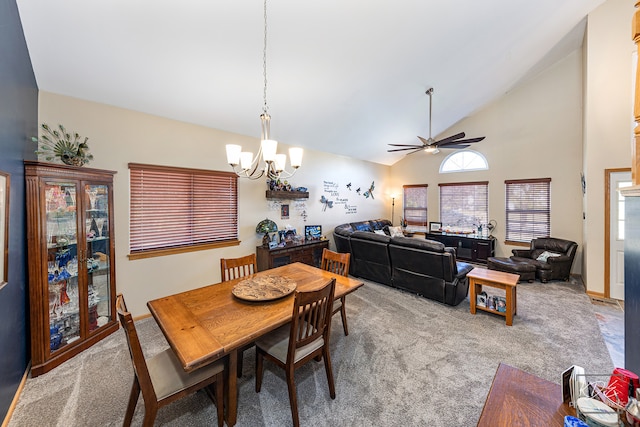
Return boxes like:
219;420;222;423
455;262;473;279
511;249;530;258
547;255;571;264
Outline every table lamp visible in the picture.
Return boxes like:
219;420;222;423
256;218;278;247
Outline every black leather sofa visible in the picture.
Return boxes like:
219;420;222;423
333;219;473;306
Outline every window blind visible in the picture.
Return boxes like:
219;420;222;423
439;182;488;229
129;163;238;257
505;178;551;243
403;184;428;227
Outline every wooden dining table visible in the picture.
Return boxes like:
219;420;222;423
147;261;365;426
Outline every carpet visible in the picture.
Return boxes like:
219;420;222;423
8;277;613;426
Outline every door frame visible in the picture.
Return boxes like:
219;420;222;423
604;167;632;299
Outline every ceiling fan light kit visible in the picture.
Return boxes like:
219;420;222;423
388;87;485;155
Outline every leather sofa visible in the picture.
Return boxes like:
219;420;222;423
511;237;578;282
333;219;473;306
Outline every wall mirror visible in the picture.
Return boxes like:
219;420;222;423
0;171;9;290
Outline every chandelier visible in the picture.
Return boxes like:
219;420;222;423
225;0;303;180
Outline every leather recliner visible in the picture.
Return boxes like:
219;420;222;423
510;237;578;282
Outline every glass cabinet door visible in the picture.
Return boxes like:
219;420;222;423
84;183;112;333
45;181;80;352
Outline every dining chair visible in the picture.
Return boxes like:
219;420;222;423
320;248;351;336
220;253;258;378
255;278;336;427
220;253;257;282
116;294;225;427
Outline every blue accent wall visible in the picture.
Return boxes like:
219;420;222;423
0;0;37;420
626;195;640;373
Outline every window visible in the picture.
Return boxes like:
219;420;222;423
439;182;488;230
505;178;551;244
440;150;488;173
129;163;239;259
403;184;428;231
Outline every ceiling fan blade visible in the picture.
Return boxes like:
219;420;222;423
387;144;424;147
434;132;466;145
438;136;485;147
417;136;431;146
387;147;424;152
439;144;471;149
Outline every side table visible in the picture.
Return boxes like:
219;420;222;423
468;267;519;326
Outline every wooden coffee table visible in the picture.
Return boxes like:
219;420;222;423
477;363;575;426
468;267;519;326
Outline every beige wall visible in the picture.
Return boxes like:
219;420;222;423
38;92;390;315
390;49;585;270
582;0;634;295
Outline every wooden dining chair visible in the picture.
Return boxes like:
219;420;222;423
320;248;351;336
255;278;336;427
220;253;257;282
220;253;258;378
116;294;225;427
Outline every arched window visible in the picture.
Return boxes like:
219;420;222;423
439;150;488;173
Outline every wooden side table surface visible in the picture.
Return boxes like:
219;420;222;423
477;363;575;426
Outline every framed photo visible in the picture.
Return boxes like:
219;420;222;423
305;225;322;241
281;204;290;219
0;171;9;291
429;221;442;233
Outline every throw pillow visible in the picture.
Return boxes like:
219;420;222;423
536;250;562;262
373;230;386;235
389;226;404;237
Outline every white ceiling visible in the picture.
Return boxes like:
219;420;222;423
16;0;606;165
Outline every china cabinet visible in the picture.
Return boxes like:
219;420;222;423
25;161;118;377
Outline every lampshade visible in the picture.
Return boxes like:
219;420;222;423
289;147;303;168
261;139;278;162
226;144;242;166
256;218;278;234
274;154;287;172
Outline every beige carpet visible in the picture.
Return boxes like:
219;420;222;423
8;277;613;426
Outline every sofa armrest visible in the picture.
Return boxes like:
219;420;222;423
455;262;473;279
511;249;530;258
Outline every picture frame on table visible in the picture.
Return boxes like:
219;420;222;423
0;171;10;291
429;221;442;233
305;225;322;241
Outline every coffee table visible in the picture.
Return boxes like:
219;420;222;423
468;267;519;326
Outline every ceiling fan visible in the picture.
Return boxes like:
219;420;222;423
388;88;485;155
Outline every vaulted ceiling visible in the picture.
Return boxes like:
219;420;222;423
17;0;607;165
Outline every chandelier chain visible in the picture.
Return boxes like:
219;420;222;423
263;0;268;114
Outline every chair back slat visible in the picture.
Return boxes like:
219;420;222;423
220;253;257;282
116;294;157;402
320;249;350;277
289;278;335;357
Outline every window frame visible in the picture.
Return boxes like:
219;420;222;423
439;150;488;174
504;178;551;245
128;163;239;260
402;184;428;231
438;181;489;231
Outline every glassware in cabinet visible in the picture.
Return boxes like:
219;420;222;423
25;161;118;377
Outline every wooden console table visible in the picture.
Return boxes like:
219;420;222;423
256;240;329;271
477;363;575;426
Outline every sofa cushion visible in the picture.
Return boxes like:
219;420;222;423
352;222;374;232
334;223;354;236
388;226;404;237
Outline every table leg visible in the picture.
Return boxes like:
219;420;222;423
505;287;514;326
225;349;238;426
470;279;477;314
